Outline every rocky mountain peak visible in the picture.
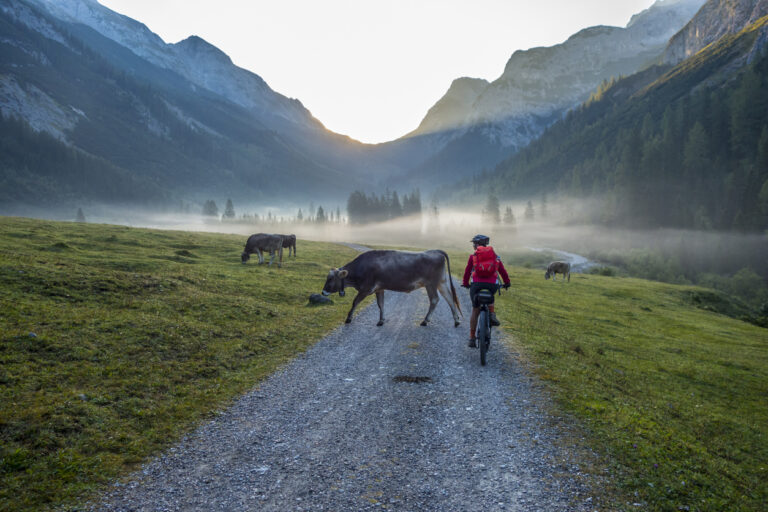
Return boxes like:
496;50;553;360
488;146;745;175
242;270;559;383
664;0;768;64
409;0;705;147
409;77;488;135
25;0;316;132
174;35;233;65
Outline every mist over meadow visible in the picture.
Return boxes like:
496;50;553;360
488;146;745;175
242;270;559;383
1;0;767;317
59;189;768;321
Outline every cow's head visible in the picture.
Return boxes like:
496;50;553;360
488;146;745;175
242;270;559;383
241;251;250;264
322;268;348;296
544;270;551;280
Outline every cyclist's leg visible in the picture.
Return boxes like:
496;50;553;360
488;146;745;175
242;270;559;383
482;283;501;326
468;284;481;347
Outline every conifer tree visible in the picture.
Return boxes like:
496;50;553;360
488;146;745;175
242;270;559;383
484;194;501;224
390;191;403;218
202;200;218;217
223;199;235;219
524;201;535;221
503;206;515;225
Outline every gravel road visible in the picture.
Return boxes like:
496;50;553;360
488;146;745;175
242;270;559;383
89;285;598;511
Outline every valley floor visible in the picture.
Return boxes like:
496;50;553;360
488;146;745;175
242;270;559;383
87;287;598;512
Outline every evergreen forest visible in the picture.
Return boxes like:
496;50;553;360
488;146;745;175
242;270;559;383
346;189;422;224
473;19;768;232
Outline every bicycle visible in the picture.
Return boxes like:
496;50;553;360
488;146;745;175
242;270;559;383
474;288;496;366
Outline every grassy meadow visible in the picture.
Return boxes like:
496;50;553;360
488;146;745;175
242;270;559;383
1;218;766;512
0;216;359;511
492;264;768;511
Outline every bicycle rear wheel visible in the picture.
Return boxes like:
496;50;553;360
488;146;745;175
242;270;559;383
478;309;490;366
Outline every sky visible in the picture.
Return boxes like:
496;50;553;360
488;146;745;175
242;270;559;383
99;0;657;144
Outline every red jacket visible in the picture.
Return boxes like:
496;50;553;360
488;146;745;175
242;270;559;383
462;248;510;286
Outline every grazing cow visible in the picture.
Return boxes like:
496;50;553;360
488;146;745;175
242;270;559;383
241;233;284;267
321;250;462;327
545;261;571;282
281;234;297;257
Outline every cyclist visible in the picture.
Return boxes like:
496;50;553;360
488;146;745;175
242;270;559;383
461;234;511;348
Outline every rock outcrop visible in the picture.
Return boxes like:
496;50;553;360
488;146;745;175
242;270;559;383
664;0;768;64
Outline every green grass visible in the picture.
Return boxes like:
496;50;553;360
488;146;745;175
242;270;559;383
492;266;768;511
3;224;767;511
0;217;359;512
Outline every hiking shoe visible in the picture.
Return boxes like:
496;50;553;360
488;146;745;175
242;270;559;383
490;313;501;326
468;338;477;348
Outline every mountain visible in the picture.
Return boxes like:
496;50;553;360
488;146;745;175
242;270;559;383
387;0;706;189
0;0;713;215
456;0;768;231
0;0;376;215
27;0;321;132
664;0;768;63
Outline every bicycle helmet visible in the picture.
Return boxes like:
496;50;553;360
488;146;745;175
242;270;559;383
471;234;490;246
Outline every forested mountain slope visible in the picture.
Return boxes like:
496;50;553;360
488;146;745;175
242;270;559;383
386;0;705;189
0;0;365;214
461;14;768;231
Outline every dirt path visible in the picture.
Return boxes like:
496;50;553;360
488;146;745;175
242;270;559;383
90;287;597;511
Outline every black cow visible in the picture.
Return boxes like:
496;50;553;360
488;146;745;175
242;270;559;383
322;249;462;327
241;233;284;267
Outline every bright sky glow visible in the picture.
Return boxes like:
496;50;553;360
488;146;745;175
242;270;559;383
99;0;656;143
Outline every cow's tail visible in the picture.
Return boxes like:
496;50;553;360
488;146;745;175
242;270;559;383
439;250;463;317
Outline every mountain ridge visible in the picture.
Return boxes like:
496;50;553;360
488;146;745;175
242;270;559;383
664;0;768;63
391;0;706;189
454;3;768;231
26;0;322;132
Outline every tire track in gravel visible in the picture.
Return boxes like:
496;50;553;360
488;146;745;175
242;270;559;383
90;278;597;511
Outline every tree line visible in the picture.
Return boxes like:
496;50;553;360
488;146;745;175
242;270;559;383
201;199;344;224
473;43;768;231
346;189;422;224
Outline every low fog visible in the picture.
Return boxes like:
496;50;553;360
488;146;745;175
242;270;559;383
60;198;768;290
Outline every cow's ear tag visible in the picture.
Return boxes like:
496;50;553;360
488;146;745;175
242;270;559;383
339;270;349;279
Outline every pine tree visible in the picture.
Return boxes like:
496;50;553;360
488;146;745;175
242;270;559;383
202;200;218;217
316;206;326;223
297;208;303;221
76;208;86;223
524;201;535;221
503;206;515;225
430;196;439;218
484;193;501;224
223;199;235;219
390;191;403;218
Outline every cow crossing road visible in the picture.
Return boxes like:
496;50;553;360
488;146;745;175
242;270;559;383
89;285;597;511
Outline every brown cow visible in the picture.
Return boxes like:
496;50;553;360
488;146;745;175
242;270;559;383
545;261;571;282
241;233;284;267
280;234;297;257
322;249;462;327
